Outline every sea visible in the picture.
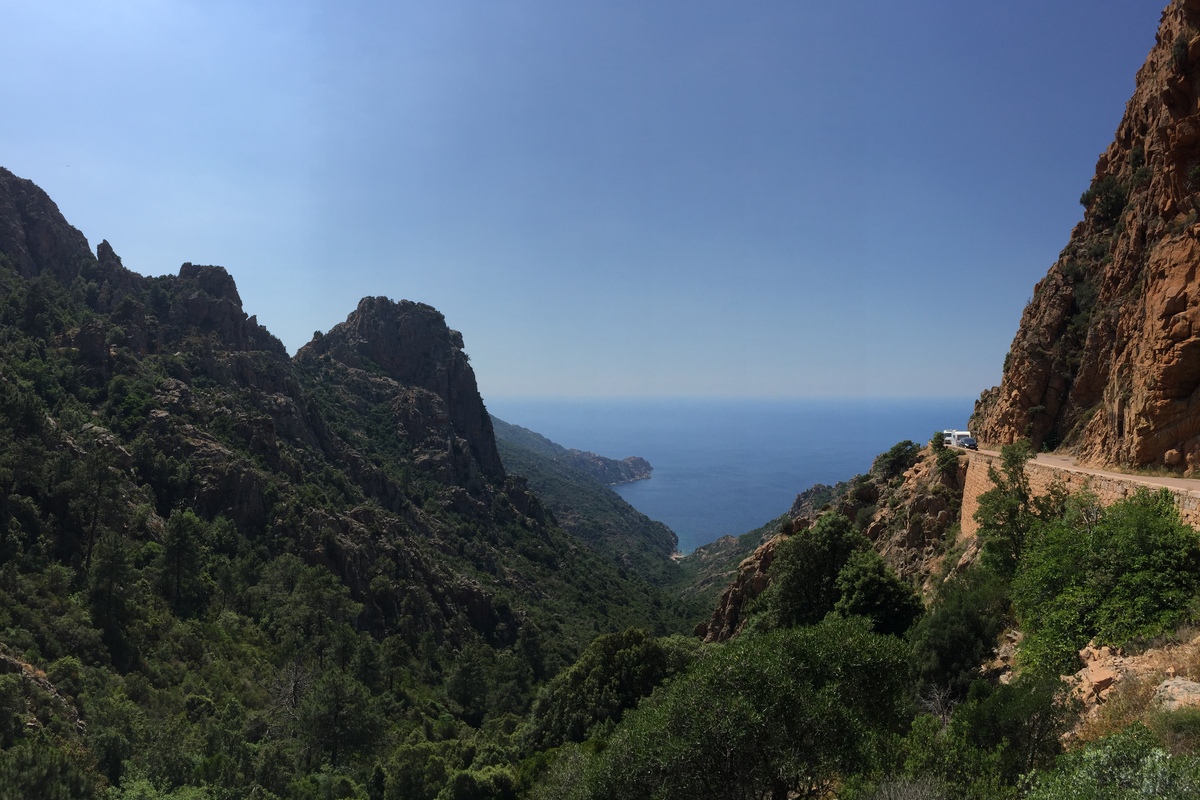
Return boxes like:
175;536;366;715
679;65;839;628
485;397;976;554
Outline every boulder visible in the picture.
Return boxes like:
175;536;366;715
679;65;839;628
1153;678;1200;711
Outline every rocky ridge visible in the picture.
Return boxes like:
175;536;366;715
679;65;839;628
0;164;686;661
696;445;965;642
974;1;1200;471
297;297;504;492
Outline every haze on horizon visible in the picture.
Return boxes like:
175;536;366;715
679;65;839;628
0;0;1160;399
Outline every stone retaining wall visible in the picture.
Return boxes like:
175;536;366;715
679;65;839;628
961;451;1200;537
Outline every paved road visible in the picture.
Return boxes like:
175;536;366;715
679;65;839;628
969;447;1200;497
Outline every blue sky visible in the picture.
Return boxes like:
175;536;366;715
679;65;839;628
0;1;1163;398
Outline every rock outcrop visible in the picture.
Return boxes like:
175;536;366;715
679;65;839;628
694;537;778;642
974;1;1200;472
0;166;93;283
296;297;504;489
696;444;966;642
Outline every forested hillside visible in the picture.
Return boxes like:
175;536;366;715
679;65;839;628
491;416;683;587
14;4;1200;783
0;166;694;797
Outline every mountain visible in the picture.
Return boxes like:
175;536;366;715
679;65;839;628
973;1;1200;470
490;416;684;586
0;165;695;794
491;419;652;487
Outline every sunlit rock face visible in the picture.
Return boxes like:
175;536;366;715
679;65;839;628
974;2;1200;472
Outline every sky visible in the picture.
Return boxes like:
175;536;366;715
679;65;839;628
0;0;1165;399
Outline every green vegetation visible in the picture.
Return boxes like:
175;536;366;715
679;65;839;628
1013;488;1200;676
0;254;697;797
541;617;911;800
754;512;921;637
491;416;687;589
1080;174;1128;227
524;628;700;750
1025;724;1200;799
8;214;1200;799
873;440;921;481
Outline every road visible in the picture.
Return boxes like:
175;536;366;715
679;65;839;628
970;448;1200;497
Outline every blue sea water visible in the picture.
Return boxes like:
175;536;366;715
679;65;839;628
486;397;975;554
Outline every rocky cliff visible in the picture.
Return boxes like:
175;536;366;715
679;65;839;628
0;168;93;283
296;297;504;491
0;164;690;665
696;444;965;641
974;1;1200;471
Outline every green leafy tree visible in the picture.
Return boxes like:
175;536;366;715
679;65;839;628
874;440;921;481
580;617;911;800
901;675;1072;797
525;628;700;749
298;669;381;769
157;510;211;617
909;566;1010;701
1013;488;1200;675
88;530;138;667
834;549;923;637
0;739;97;800
763;512;867;629
445;643;493;728
973;440;1065;577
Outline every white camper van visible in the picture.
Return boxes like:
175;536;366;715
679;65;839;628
943;430;977;450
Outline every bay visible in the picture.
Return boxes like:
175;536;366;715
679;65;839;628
486;397;975;553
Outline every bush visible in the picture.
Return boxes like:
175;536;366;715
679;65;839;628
1012;489;1200;676
1079;175;1128;227
875;441;921;481
834;549;923;637
579;618;911;800
900;675;1071;796
524;629;699;749
761;512;866;628
936;448;959;480
1024;723;1200;800
909;566;1010;700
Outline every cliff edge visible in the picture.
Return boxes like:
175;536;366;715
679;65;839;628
974;1;1200;471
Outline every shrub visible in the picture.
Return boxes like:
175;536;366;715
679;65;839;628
909;566;1010;700
875;441;921;481
524;629;699;749
834;549;923;637
936;448;960;480
1012;488;1200;676
1024;723;1200;800
580;618;911;800
761;512;866;628
1079;175;1128;227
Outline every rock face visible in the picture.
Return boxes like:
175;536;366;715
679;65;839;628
1153;677;1200;710
974;1;1200;471
296;297;504;489
696;445;966;642
0;167;93;283
694;537;779;642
